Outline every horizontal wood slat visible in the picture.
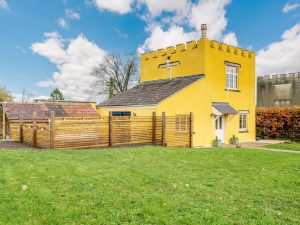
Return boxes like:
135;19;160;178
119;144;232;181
9;112;192;149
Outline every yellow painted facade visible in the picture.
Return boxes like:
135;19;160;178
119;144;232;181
97;37;256;147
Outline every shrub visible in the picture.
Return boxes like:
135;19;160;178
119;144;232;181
256;107;300;141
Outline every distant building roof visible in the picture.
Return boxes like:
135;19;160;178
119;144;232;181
97;74;204;107
2;102;99;120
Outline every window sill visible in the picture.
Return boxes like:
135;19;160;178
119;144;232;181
225;88;241;92
239;130;248;133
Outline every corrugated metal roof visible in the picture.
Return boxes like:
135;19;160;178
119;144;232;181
97;74;204;107
2;102;99;120
212;102;238;115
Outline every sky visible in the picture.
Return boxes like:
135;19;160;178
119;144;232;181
0;0;300;102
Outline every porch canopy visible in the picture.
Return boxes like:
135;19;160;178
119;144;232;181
212;102;238;116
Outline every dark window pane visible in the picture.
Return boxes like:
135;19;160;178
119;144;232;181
112;111;131;116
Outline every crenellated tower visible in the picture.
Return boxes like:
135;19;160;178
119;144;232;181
140;24;255;83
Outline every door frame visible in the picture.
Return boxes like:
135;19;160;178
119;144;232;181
214;115;225;143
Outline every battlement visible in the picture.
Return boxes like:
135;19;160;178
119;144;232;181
257;72;300;82
208;40;253;58
141;39;255;60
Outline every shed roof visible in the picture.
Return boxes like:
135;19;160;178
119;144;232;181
97;74;204;107
2;102;99;120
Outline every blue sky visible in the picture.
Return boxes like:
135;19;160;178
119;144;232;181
0;0;300;101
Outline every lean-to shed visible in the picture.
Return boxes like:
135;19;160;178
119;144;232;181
1;102;100;148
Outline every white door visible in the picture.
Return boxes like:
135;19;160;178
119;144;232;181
215;116;224;143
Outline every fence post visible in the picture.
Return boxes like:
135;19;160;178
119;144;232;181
19;112;24;143
109;111;113;146
32;111;37;148
189;112;193;148
2;111;5;140
162;112;166;146
152;112;156;145
50;111;55;149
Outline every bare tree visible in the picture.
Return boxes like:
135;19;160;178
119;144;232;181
90;53;138;99
21;88;34;103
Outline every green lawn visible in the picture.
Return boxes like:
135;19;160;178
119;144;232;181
265;142;300;151
0;147;299;225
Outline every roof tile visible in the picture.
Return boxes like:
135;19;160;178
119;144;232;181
2;102;99;120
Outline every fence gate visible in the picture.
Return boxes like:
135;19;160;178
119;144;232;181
111;116;132;145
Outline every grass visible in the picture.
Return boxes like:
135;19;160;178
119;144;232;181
0;147;299;225
265;142;300;151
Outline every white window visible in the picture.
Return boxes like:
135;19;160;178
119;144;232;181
239;113;247;131
226;65;238;90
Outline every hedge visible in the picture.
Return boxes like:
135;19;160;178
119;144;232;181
256;107;300;141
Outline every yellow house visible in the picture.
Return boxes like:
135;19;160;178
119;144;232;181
97;24;256;147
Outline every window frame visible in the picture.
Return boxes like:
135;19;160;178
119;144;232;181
239;112;247;132
226;65;238;90
225;62;240;91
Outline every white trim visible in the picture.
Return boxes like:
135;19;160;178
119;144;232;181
159;61;180;68
238;110;249;114
225;61;241;67
215;116;225;143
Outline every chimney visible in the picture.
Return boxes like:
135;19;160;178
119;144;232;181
201;24;207;39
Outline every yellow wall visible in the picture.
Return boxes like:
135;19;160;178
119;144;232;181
98;38;256;147
140;40;205;82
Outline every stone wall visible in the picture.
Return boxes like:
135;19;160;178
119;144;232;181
257;72;300;107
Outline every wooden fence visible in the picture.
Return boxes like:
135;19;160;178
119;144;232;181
9;112;193;149
10;118;50;148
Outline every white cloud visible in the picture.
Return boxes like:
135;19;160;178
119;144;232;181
113;27;128;39
256;23;300;75
65;9;80;20
31;32;68;64
139;0;235;52
57;18;68;29
93;0;191;20
283;2;300;13
31;32;106;101
222;32;238;46
11;93;21;103
189;0;231;40
140;0;191;17
56;9;80;30
94;0;238;52
93;0;134;14
0;0;9;10
16;45;26;54
12;92;49;103
138;25;197;53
